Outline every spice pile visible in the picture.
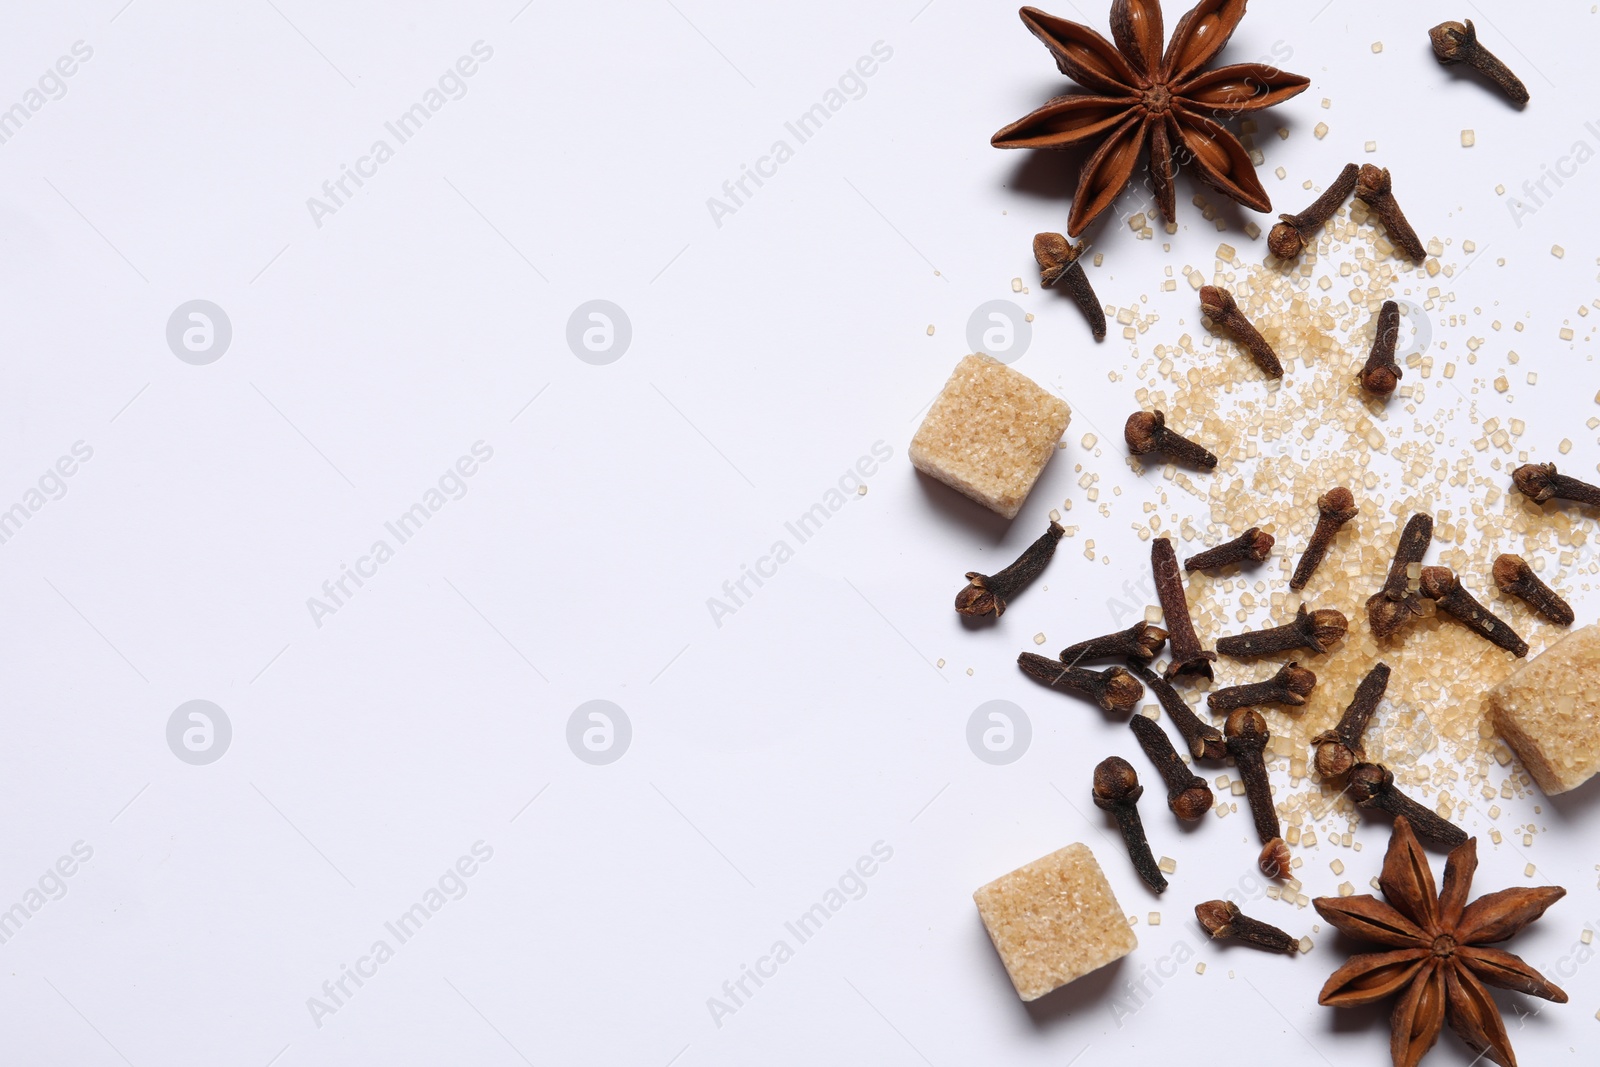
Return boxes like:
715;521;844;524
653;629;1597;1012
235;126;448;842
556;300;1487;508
944;3;1600;1065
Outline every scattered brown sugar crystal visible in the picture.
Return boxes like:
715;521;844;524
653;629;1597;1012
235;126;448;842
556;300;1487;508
973;843;1137;1001
910;354;1072;520
1487;622;1600;794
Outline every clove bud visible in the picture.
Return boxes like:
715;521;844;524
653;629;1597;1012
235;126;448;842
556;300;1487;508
1430;20;1528;106
1033;233;1106;341
1493;554;1574;627
955;519;1063;618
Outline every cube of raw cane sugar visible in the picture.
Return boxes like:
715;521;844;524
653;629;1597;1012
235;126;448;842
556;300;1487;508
973;843;1135;1001
910;354;1071;520
1487;622;1600;794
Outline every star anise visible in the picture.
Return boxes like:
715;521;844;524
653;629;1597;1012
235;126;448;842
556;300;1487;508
1313;816;1567;1067
992;1;1310;236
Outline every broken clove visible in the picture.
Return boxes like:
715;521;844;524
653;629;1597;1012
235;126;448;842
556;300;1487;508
1493;554;1574;627
1195;900;1300;954
1017;653;1143;714
1199;285;1283;378
1217;605;1348;659
1128;714;1213;821
1124;410;1218;470
1354;165;1426;263
955;519;1063;618
1366;511;1433;640
1126;659;1227;761
1268;162;1360;260
1184;528;1273;572
1419;566;1528;657
1513;462;1600;508
1059;621;1167;665
1347;762;1468;849
1290;486;1358;591
1092;756;1167;893
1312;662;1391;779
1151;537;1216;681
1208;662;1317;712
1033;233;1106;341
1430;19;1528;106
1225;709;1291;878
1358;299;1403;396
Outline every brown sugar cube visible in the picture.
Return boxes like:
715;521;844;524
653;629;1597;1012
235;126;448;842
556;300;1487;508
910;354;1071;520
973;843;1136;1001
1487;621;1600;794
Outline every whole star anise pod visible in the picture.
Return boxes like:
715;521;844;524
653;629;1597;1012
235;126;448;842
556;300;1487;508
992;1;1310;236
1313;817;1566;1067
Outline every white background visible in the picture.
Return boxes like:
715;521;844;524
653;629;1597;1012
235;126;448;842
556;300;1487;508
1;0;1597;1064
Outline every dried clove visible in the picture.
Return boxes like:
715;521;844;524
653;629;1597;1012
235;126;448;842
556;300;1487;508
1419;566;1528;657
955;519;1064;618
1093;756;1167;893
1151;537;1216;681
1224;709;1292;878
1199;285;1284;378
1128;714;1213;821
1208;662;1317;712
1195;899;1300;954
1354;165;1426;263
1033;233;1106;341
1126;659;1227;761
1358;299;1403;396
1290;486;1358;591
1493;554;1574;627
1124;410;1218;470
1347;762;1468;849
1312;662;1391;779
1366;511;1433;639
1513;462;1600;508
1184;528;1274;572
1268;162;1360;260
1059;621;1167;665
1217;605;1348;659
1430;20;1528;106
1017;653;1143;714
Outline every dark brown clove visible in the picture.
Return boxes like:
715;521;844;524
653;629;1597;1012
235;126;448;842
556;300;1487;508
1184;528;1274;572
1312;662;1391;779
1059;621;1167;665
1290;486;1358;591
1093;756;1167;893
1209;662;1317;712
1268;162;1360;260
955;519;1064;618
1151;537;1216;681
1347;762;1468;849
1033;233;1106;341
1493;554;1574;627
1430;20;1529;106
1199;285;1284;378
1359;299;1403;396
1366;512;1433;640
1354;165;1426;263
1195;899;1300;954
1419;566;1528;657
1125;410;1218;470
1217;605;1348;659
1128;713;1213;821
1126;659;1228;762
1017;653;1143;714
1513;462;1600;508
1224;709;1291;878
